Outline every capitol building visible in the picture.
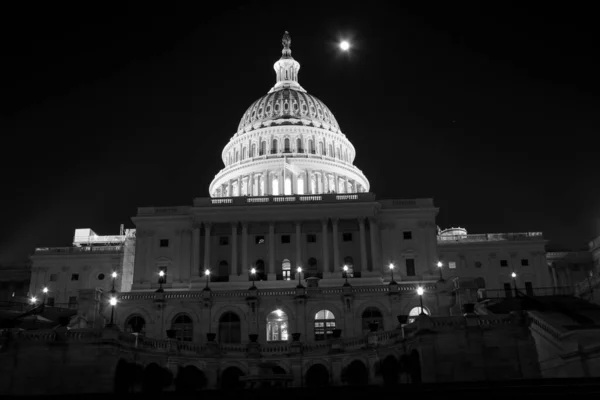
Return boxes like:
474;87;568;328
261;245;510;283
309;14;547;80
2;33;600;395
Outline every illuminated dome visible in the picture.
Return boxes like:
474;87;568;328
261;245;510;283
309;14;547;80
210;32;369;198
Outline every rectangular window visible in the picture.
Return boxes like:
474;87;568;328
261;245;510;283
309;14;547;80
68;296;77;308
406;259;415;276
255;236;265;244
281;235;290;244
525;282;533;296
500;260;508;267
158;266;167;284
342;233;353;242
307;234;316;243
159;239;169;247
219;236;229;246
449;261;456;269
47;297;55;307
71;273;79;281
521;259;529;266
50;274;58;282
403;231;412;240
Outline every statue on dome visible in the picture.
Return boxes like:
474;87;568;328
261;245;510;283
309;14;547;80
282;31;291;49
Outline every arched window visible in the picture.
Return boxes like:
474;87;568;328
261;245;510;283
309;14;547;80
251;144;256;158
124;314;146;335
260;141;266;156
282;259;291;280
284;176;292;195
255;259;266;281
475;277;486;289
319;142;324;155
296;138;303;153
309;140;315;154
297;175;305;195
314;310;335;341
343;256;354;277
172;313;193;342
284;138;290;153
266;310;288;341
242;147;247;160
272;177;279;196
336;148;341;159
218;312;241;344
272;139;278;154
408;306;430;324
218;260;229;277
362;307;384;332
328;144;333;157
235;151;239;162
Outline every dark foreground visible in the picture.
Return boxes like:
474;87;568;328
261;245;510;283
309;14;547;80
5;378;600;399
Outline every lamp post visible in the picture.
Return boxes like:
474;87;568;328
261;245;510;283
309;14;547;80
108;296;117;327
250;268;256;288
343;265;350;286
437;261;444;281
205;269;211;290
29;296;37;305
157;270;165;293
111;271;117;293
389;263;396;284
511;272;518;297
297;267;303;288
417;286;425;315
42;287;48;305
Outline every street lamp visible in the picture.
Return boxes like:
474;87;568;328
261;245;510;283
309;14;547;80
437;261;444;281
417;286;425;315
29;296;37;305
42;287;48;305
343;265;350;286
204;269;211;290
250;268;257;289
297;267;303;288
511;272;518;297
108;296;117;327
156;270;165;293
389;263;396;284
111;271;118;293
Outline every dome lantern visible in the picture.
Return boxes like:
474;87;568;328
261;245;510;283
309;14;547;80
270;31;306;93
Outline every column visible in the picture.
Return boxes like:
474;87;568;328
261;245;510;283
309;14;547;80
550;263;558;289
358;217;368;273
295;222;302;269
279;169;284;195
268;222;276;280
203;222;211;271
242;221;249;274
368;218;381;273
263;171;268;195
230;223;238;276
321;219;330;274
237;176;242;196
247;175;253;196
192;224;201;279
305;170;310;194
322;171;328;193
227;180;232;197
332;218;340;273
333;173;339;192
344;177;350;193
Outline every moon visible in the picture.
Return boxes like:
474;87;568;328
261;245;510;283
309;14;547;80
339;40;350;51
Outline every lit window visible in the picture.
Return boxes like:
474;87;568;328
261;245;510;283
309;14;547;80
314;310;336;341
125;315;146;335
282;259;291;280
407;306;429;324
267;310;289;341
448;261;456;269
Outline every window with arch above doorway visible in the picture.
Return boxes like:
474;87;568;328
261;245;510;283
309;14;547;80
407;306;429;324
314;309;336;341
124;314;146;335
296;138;303;153
266;309;288;341
218;312;241;344
284;138;291;153
361;307;384;333
254;259;266;281
282;259;291;280
271;139;278;154
171;313;193;341
343;256;354;277
218;260;229;278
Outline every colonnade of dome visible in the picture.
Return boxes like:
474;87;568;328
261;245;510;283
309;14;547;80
209;32;370;198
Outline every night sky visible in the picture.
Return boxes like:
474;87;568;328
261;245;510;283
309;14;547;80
1;3;599;264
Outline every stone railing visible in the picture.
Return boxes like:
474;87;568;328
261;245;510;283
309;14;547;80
437;232;543;244
34;245;124;255
193;193;375;208
120;283;437;301
528;311;569;343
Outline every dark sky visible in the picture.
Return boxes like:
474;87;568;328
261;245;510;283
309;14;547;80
1;3;599;264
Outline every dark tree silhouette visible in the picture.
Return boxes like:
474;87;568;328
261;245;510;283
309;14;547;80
381;355;400;386
305;364;329;387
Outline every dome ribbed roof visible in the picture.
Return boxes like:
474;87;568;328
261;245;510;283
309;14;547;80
237;88;341;134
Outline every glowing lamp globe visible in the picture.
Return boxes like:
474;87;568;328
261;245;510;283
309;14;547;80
389;263;394;270
437;261;443;268
42;287;48;294
205;269;211;276
511;272;517;278
340;40;350;51
109;297;117;306
417;287;424;296
111;271;118;279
